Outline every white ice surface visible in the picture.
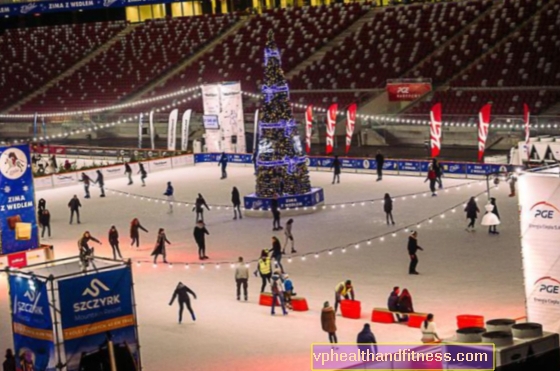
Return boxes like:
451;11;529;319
0;164;525;371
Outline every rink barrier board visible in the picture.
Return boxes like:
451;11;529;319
0;244;54;269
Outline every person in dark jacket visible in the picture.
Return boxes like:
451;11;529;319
218;152;228;179
357;324;378;359
193;193;210;222
68;195;82;224
169;282;197;323
408;231;424;275
321;302;338;344
124;162;133;185
464;197;480;232
232;187;242;220
39;209;51;238
193;221;210;260
37;198;46;227
387;286;400;311
425;166;437;196
271;194;282;231
151;228;170;264
331;155;341;184
95;170;105;197
397;288;414;313
130;218;148;248
138;163;147;186
375;150;385;181
78;231;101;271
164;181;174;214
3;348;16;371
79;172;92;198
384;193;395;225
270;269;288;316
432;158;443;189
271;236;284;273
108;225;122;260
50;155;58;173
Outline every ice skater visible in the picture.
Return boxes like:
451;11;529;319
283;219;297;254
384;193;395;225
508;173;517;197
235;256;249;301
321;301;338;345
407;231;423;275
481;197;500;235
271;194;282;231
108;225;123;260
432;158;443;189
138;163;147;186
232;186;242;220
151;228;170;264
334;280;354;314
39;209;51;238
193;193;210;222
130;218;148;248
169;282;197;323
254;249;272;293
357;324;378;356
79;172;92;198
375;150;384;181
270;269;288;316
95;170;105;197
164;181;174;214
425;166;437;196
193;221;210;260
124;162;133;185
78;231;101;271
464;197;480;232
331;155;341;184
271;236;284;273
218;152;228;179
68;195;82;224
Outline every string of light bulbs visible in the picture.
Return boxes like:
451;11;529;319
134;187;493;269
106;179;484;212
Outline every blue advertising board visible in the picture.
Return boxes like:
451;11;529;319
9;275;56;371
0;144;39;255
58;267;140;371
244;187;324;210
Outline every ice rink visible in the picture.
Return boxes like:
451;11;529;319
0;164;525;371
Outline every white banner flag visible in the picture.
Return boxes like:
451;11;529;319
167;109;178;151
149;110;155;150
181;109;192;151
138;113;143;149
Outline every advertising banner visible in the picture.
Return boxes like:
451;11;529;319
181;109;192;151
345;103;356;155
386;81;432;101
167;109;178;151
219;82;246;153
171;154;194;168
149;110;155;150
34;176;54;190
244;188;324;210
101;165;125;179
478;103;492;162
430;103;442;158
52;172;79;187
326;104;337;155
9;275;56;371
147;158;172;172
0;144;39;255
201;84;222;153
519;173;560;332
305;105;313;154
58;267;140;371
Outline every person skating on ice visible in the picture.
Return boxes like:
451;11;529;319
271;236;284;273
383;193;395;225
169;282;197;324
231;186;242;220
432;158;443;189
138;163;147;186
38;198;46;225
95;170;105;197
334;280;354;315
481;197;501;235
254;249;272;293
68;195;82;224
151;228;170;264
464;197;480;232
331;155;341;184
270;194;282;231
124;162;133;185
357;323;378;357
425;166;437;196
193;193;210;222
218;152;228;179
79;172;92;198
375;150;384;181
164;181;174;214
235;256;249;301
407;231;423;275
270;269;288;316
78;231;101;271
283;219;297;253
193;221;210;260
321;301;338;346
508;173;517;197
39;209;51;238
108;225;123;260
130;218;148;248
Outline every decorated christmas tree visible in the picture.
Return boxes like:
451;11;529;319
255;31;312;198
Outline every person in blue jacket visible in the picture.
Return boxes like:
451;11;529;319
218;152;228;179
164;181;174;213
283;274;296;310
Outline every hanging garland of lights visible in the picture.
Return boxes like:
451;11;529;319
134;187;492;269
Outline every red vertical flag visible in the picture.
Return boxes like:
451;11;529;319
524;103;530;161
345;103;357;154
305;105;313;154
477;103;492;162
429;103;442;158
326;104;337;155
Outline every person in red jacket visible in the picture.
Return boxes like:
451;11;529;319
425;166;437;196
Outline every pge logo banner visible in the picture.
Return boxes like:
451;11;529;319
58;267;140;371
8;275;56;371
0;144;39;255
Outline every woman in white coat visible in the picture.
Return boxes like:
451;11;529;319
481;197;500;234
